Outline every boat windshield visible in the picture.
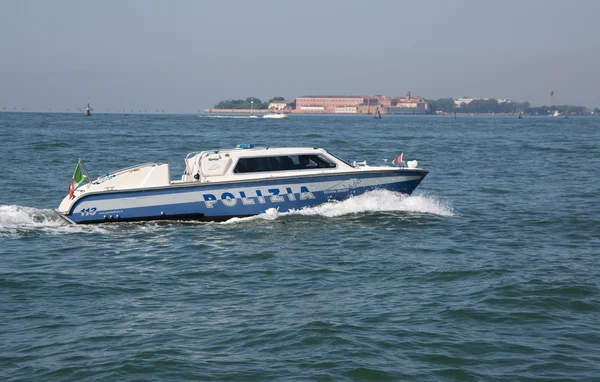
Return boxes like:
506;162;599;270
234;154;336;174
327;152;354;167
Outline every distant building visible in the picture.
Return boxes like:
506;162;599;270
296;96;364;113
299;106;325;112
454;97;476;107
296;93;428;114
268;100;293;110
455;97;514;107
384;92;428;114
335;106;358;113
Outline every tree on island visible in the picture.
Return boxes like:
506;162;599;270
214;97;268;109
460;99;524;114
426;98;455;113
525;104;588;115
426;97;592;115
215;97;292;110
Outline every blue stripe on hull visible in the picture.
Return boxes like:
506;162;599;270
66;172;426;224
71;170;426;202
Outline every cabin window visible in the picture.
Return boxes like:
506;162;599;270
233;155;336;173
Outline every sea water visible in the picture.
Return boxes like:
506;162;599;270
1;112;599;380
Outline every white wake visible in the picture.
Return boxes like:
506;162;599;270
1;191;453;233
0;205;106;236
199;115;259;119
221;190;454;224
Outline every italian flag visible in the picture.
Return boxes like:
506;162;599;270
68;160;86;199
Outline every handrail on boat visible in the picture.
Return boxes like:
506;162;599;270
183;151;212;182
183;151;217;182
183;152;200;176
93;162;162;184
109;162;161;175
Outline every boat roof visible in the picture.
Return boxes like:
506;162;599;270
207;146;328;158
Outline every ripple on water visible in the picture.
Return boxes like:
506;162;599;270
1;114;600;381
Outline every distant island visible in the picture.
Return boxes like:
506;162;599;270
427;98;598;116
207;94;600;116
214;97;295;111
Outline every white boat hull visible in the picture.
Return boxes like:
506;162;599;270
263;113;288;119
58;169;427;224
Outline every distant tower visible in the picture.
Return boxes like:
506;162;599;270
406;91;411;100
548;90;554;107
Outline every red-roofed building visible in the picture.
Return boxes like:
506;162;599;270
294;93;428;114
296;96;365;113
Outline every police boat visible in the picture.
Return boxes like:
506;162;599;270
57;145;428;224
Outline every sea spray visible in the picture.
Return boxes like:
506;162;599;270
220;190;454;224
0;205;106;236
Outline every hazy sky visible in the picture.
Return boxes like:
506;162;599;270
1;0;599;112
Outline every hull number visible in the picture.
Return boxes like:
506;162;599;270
80;207;97;216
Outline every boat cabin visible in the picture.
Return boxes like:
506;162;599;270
181;145;352;183
70;145;409;200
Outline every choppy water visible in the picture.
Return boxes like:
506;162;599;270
1;112;599;381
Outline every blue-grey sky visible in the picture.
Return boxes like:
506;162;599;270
1;0;599;112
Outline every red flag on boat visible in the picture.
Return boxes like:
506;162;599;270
68;180;75;199
391;153;404;165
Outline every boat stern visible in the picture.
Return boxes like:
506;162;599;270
56;192;79;223
57;194;72;214
56;163;171;224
